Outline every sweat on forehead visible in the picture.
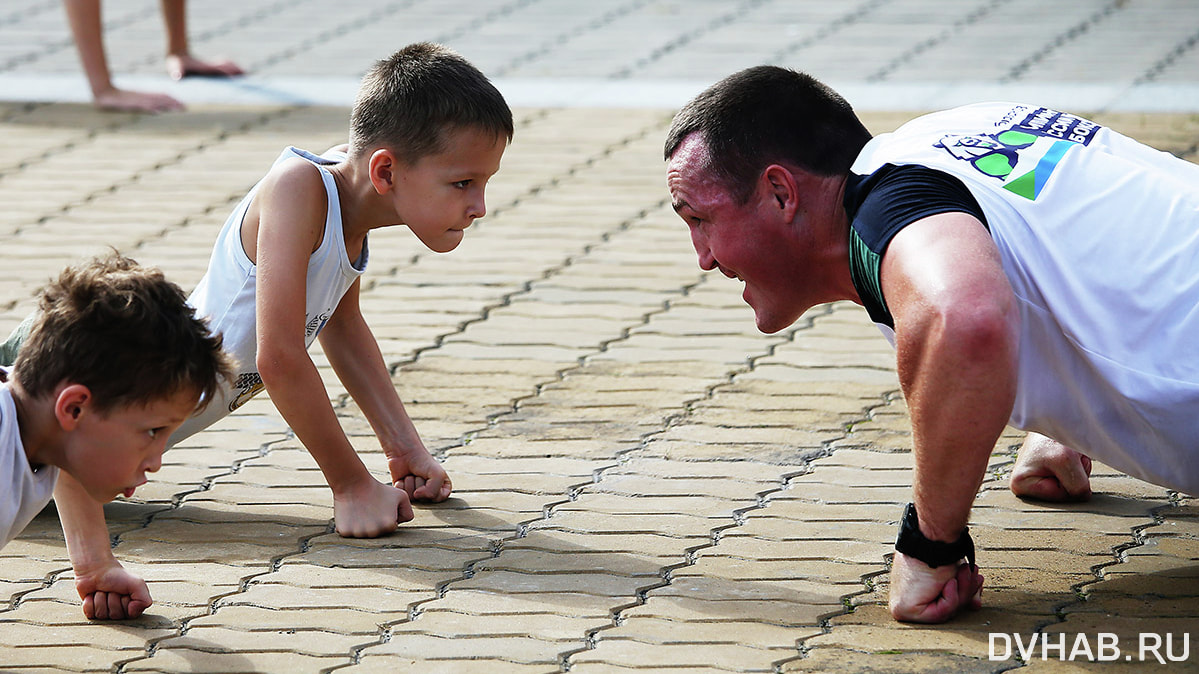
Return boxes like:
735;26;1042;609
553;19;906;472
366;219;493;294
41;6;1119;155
670;132;715;169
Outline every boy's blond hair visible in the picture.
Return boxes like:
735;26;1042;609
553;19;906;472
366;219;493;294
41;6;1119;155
13;252;232;414
349;42;514;164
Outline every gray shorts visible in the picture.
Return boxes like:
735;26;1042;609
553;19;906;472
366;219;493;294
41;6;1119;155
0;314;35;367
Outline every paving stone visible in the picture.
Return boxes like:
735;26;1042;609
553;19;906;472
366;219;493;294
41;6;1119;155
427;589;613;619
572;639;799;671
2;644;143;672
155;625;365;658
474;549;666;577
0;620;158;649
121;649;346;673
366;632;570;665
676;556;879;584
453;570;651;597
347;654;557;673
506;530;709;557
186;605;390;635
391;609;600;640
621;594;834;628
783;648;1004;674
598;615;815;647
803;622;1001;658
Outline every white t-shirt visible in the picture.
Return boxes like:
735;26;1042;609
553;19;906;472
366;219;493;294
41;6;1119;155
852;103;1199;495
1;377;59;548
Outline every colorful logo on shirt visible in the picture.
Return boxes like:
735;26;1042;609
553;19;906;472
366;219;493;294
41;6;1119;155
935;107;1101;200
305;311;331;338
229;372;264;412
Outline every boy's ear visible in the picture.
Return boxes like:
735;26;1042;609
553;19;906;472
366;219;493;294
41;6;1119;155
54;384;92;431
368;148;399;194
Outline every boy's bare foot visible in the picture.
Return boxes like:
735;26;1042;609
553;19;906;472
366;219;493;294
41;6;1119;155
166;53;244;80
1010;433;1093;502
93;87;185;113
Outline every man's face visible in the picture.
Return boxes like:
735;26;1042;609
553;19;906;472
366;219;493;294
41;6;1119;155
666;134;811;333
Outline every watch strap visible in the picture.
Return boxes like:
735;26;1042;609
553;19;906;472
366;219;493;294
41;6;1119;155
894;502;976;568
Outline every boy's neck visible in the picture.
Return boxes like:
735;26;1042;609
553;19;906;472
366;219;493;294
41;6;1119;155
326;158;381;241
7;382;58;470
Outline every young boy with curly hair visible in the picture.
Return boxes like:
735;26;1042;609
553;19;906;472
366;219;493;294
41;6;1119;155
1;252;232;618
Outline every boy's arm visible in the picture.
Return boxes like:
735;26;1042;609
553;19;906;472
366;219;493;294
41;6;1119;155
318;280;452;502
254;161;413;537
880;211;1020;623
53;472;151;620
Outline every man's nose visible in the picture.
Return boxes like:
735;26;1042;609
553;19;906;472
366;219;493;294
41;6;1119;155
690;228;716;271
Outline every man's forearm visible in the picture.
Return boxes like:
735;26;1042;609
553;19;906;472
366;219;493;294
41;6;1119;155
902;330;1017;542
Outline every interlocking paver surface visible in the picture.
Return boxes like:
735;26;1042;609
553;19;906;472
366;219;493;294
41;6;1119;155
2;1;1198;672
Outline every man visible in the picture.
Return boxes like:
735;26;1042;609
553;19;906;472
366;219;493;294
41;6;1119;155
664;65;1199;624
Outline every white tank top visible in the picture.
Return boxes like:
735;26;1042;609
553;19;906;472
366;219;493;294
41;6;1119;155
172;147;368;444
853;103;1199;494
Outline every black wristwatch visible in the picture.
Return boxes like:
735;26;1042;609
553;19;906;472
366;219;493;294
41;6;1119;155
894;502;976;568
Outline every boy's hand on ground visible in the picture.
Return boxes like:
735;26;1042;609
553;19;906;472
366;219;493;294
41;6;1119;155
75;563;152;620
1011;434;1092;502
888;552;983;623
333;477;414;538
388;451;452;502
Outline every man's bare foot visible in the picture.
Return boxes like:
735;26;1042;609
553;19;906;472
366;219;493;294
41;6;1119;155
166;53;244;80
93;87;185;113
1010;433;1093;502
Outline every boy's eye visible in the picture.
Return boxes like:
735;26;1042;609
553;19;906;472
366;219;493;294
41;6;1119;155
147;427;160;439
452;180;471;189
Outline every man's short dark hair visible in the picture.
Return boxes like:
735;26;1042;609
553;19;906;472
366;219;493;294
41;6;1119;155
664;66;873;202
13;252;232;414
349;42;514;163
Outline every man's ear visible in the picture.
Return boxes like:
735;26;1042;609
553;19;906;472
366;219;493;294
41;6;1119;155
54;384;92;431
761;164;800;220
368;148;399;194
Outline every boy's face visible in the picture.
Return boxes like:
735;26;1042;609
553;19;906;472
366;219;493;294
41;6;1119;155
62;387;198;503
390;126;506;253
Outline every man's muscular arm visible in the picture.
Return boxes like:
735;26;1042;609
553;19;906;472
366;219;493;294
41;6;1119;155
881;211;1020;623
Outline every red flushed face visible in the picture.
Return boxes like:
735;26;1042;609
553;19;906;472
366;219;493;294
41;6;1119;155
667;134;816;334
